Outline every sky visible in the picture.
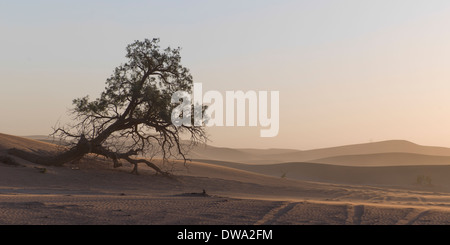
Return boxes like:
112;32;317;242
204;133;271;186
1;0;450;150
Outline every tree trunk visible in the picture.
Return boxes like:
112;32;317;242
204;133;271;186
7;134;168;176
7;146;86;166
7;134;92;166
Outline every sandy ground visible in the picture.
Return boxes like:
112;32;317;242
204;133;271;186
2;133;450;225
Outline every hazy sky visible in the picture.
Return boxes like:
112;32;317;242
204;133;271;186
1;0;450;150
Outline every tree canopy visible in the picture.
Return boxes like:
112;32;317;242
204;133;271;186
9;38;207;175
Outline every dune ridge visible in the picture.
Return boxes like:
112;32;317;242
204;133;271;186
187;140;450;165
27;135;450;166
2;133;450;224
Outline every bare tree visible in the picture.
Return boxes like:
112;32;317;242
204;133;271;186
9;38;207;175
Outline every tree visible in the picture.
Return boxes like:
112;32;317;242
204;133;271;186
8;38;207;175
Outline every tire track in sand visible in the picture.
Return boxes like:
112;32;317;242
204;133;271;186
254;202;297;225
346;204;365;225
396;209;429;225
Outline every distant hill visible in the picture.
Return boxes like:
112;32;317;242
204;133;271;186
24;135;450;167
193;159;450;188
6;133;450;190
310;152;450;166
187;140;450;165
267;140;450;163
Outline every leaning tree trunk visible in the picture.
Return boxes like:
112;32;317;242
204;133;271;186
7;135;91;166
7;135;167;176
8;147;85;166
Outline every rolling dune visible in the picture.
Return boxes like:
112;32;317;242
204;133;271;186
188;140;450;165
3;133;450;225
311;152;450;166
194;159;450;192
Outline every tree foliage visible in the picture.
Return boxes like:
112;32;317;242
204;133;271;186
10;38;207;175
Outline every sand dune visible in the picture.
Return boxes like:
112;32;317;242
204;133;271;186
3;133;450;225
193;159;450;191
268;140;450;161
189;140;450;165
28;135;450;166
311;152;450;166
1;133;58;153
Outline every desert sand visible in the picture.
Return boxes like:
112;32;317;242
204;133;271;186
2;133;450;225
